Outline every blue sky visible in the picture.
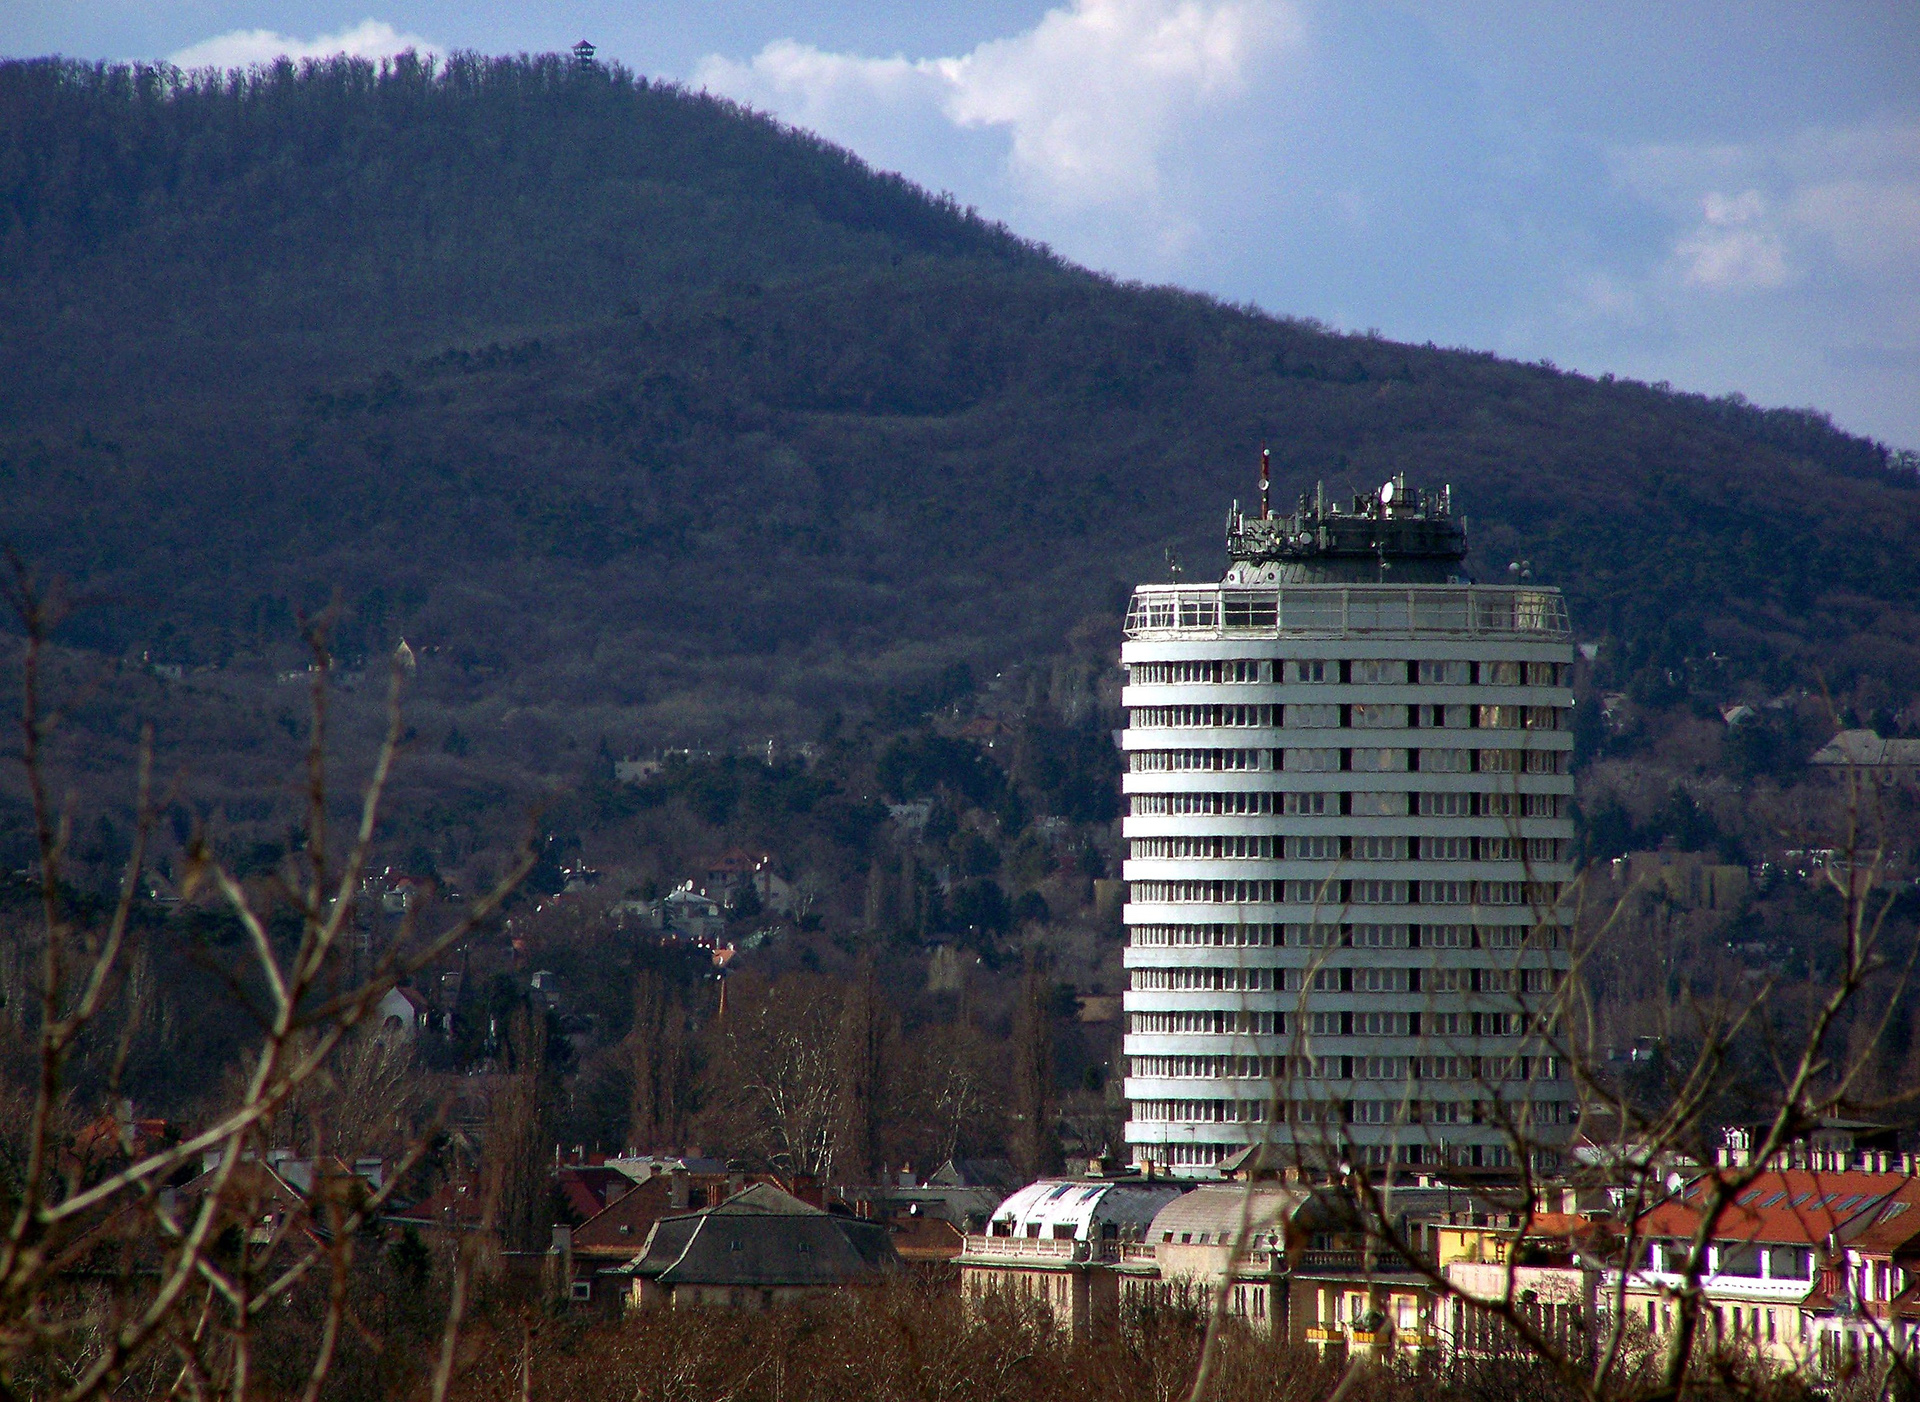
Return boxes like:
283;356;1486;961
7;1;1917;448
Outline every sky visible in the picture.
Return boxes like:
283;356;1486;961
6;2;1918;448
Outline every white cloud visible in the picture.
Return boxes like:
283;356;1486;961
697;0;1302;217
169;19;440;71
1673;190;1790;290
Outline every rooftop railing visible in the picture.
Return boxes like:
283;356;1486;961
959;1234;1098;1264
1123;585;1570;641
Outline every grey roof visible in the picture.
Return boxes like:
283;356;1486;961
626;1182;897;1289
1148;1185;1305;1244
926;1158;1022;1191
1811;730;1920;768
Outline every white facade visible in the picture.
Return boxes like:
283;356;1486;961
1120;567;1577;1178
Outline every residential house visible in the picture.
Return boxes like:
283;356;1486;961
1440;1212;1605;1362
622;1183;897;1310
1808;1174;1920;1371
958;1176;1185;1340
1620;1167;1914;1372
1116;1183;1304;1335
375;986;431;1038
704;849;795;916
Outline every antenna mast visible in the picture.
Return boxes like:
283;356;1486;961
1259;445;1271;520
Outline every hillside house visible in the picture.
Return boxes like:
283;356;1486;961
621;1183;897;1310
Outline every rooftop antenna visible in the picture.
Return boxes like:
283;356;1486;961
1259;445;1271;520
1164;546;1184;581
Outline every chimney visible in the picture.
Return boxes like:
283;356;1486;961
669;1168;690;1210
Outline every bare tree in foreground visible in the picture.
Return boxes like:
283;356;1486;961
0;572;531;1402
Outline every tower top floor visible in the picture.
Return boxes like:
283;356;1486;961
1226;474;1467;585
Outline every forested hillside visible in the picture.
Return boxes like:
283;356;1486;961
3;51;1917;757
4;49;1919;1179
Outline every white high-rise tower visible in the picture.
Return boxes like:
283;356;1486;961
1120;475;1576;1179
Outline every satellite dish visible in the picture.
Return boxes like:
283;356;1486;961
1380;480;1395;503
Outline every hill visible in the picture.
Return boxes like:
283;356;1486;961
3;51;1918;761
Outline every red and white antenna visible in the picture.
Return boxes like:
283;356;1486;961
1259;445;1271;519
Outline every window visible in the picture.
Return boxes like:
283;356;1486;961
1285;922;1341;947
1423;749;1471;772
1352;879;1408;904
1483;661;1522;685
1129;748;1271;772
1284;749;1341;771
1425;836;1471;860
1350;748;1406;772
1423;924;1471;948
1351;923;1408;948
1287;659;1332;683
1354;836;1406;860
1354;1011;1411;1035
1350;659;1403;684
1351;791;1404;815
1351;703;1405;728
1353;966;1409;992
1285;703;1341;728
1423;703;1472;728
1350;1099;1408;1124
1418;791;1472;817
1284;791;1330;814
1423;880;1471;904
1419;660;1470;684
1287;835;1340;859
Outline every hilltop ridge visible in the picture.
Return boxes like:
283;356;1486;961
1;52;1916;756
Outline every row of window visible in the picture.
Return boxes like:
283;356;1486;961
1128;965;1560;994
1130;703;1565;731
1130;1097;1569;1125
1126;1009;1550;1037
1125;922;1558;950
1128;748;1570;774
1128;1053;1565;1082
1130;1142;1543;1170
1128;660;1569;686
1127;1010;1281;1035
1127;791;1565;817
1127;878;1563;906
1128;835;1568;862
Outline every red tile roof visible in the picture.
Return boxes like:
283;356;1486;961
1639;1170;1907;1245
